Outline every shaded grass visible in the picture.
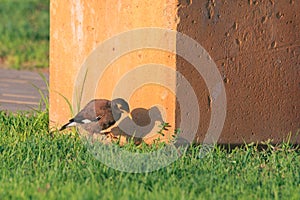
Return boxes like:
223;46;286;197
0;0;49;69
0;110;299;199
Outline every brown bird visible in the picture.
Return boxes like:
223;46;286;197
60;98;130;134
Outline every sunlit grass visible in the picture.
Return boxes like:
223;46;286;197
0;108;299;199
0;0;49;69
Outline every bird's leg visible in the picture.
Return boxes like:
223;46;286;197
100;130;111;135
100;131;118;139
99;122;118;134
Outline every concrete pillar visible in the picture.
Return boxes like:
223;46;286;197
50;0;178;143
50;0;300;144
176;0;300;144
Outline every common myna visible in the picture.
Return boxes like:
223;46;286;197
60;98;130;134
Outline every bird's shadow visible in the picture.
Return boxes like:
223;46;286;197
110;106;167;143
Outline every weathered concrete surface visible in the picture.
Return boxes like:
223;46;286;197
177;0;300;143
50;0;299;144
0;69;48;112
50;0;178;142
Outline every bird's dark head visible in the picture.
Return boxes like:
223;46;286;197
112;98;130;113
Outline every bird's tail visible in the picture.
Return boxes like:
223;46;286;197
59;119;76;131
59;123;69;131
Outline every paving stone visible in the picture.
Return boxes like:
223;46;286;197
0;68;49;112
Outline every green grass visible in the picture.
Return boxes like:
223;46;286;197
0;110;299;199
0;0;49;70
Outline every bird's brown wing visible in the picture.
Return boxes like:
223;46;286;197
73;99;111;123
93;100;118;130
97;110;116;130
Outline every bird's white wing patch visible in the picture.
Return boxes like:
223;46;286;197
82;119;92;124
